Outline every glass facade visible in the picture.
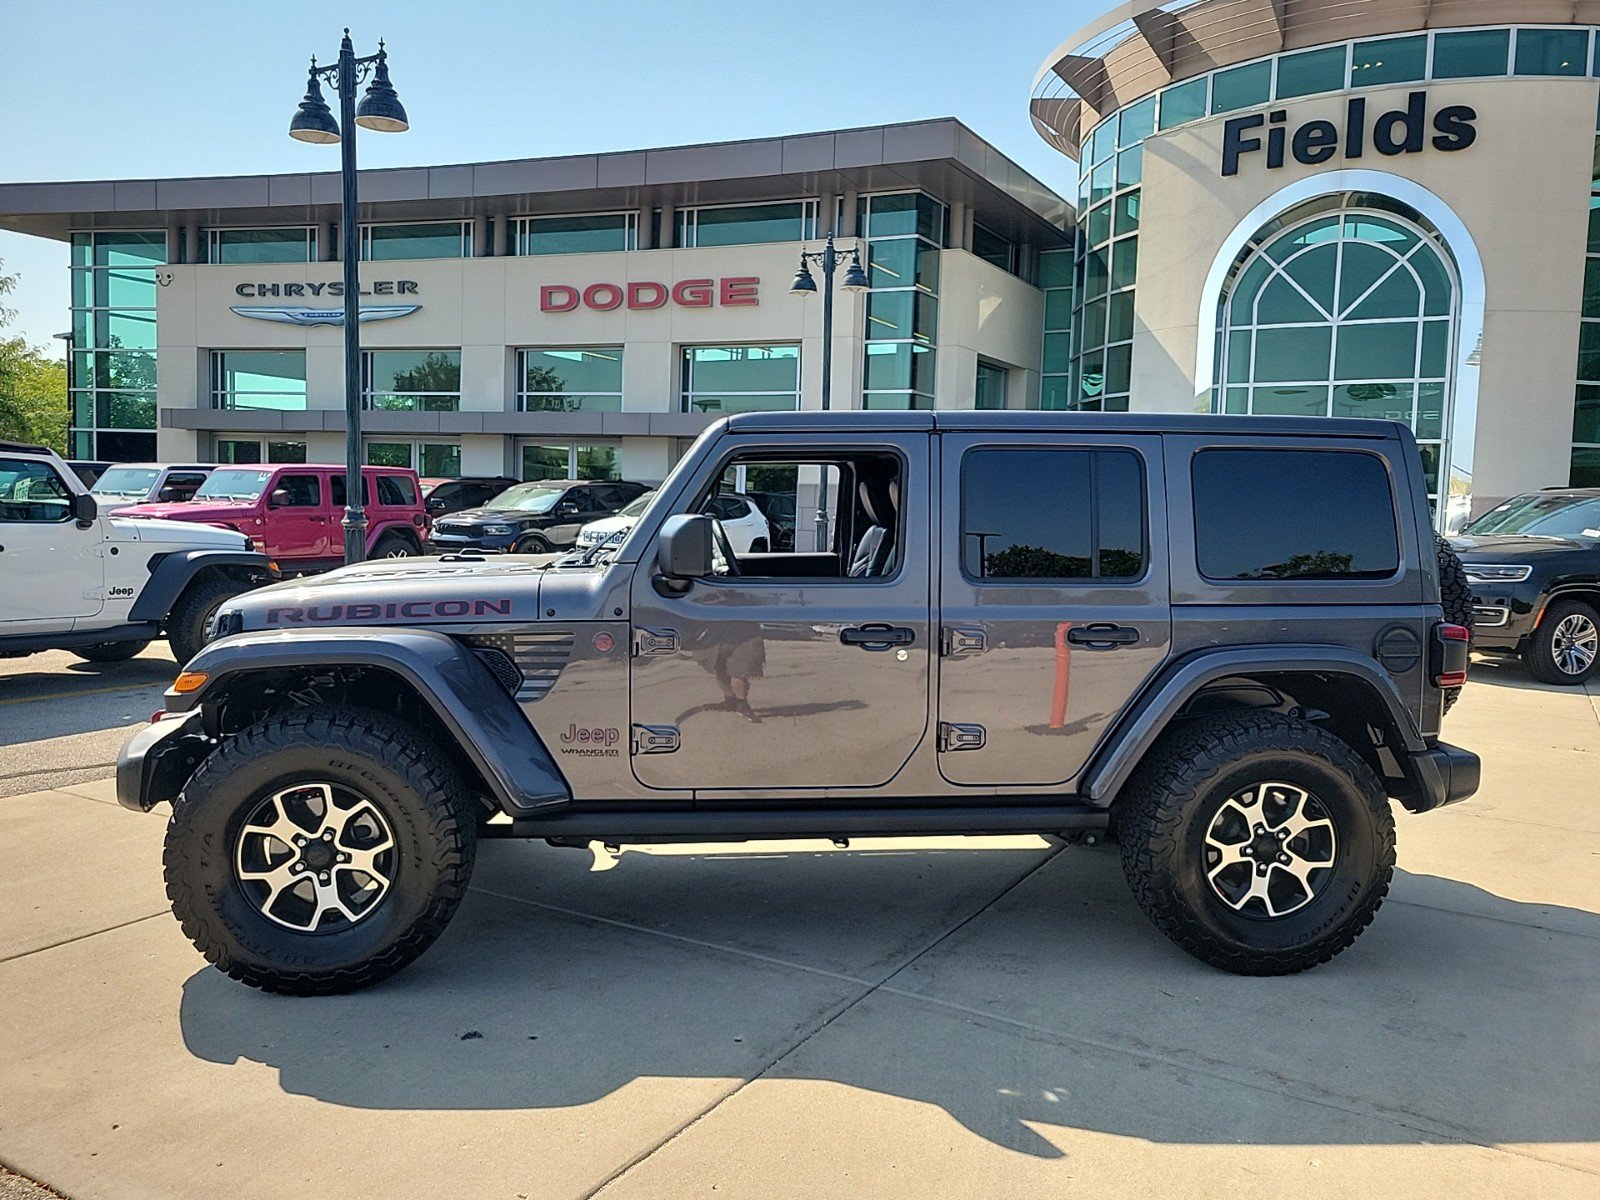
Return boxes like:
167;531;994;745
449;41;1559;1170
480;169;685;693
1571;100;1600;486
69;230;164;460
517;348;624;412
363;349;462;412
366;440;461;476
971;223;1016;272
859;193;944;410
520;443;620;481
676;201;817;248
360;221;471;260
681;345;800;413
511;213;636;255
1071;99;1145;411
214;438;307;464
211;350;308;411
974;360;1009;409
1217;211;1455;503
205;227;316;264
1038;249;1075;409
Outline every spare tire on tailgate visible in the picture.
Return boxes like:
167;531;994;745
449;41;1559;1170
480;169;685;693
1435;531;1473;715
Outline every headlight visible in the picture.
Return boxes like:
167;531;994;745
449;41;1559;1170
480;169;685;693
1463;564;1532;584
480;525;513;536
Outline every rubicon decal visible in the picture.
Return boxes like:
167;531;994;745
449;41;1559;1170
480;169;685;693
540;277;759;312
265;599;514;624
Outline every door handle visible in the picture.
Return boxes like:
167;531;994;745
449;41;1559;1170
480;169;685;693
1066;623;1140;648
840;623;915;651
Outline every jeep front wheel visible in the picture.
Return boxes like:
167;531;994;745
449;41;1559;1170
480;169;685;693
163;707;477;995
1116;711;1394;975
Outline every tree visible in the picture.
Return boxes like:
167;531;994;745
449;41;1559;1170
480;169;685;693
0;258;69;452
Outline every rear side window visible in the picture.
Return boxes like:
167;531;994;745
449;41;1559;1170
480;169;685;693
376;475;417;506
960;447;1146;581
1192;449;1399;580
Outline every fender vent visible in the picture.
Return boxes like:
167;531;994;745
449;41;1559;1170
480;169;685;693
463;631;575;702
473;647;523;695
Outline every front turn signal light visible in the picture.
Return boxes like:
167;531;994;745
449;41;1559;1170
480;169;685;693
173;671;208;694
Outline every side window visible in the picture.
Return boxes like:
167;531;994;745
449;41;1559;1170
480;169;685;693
165;472;209;497
591;485;625;509
274;474;321;507
330;476;374;507
376;475;414;507
0;458;73;523
960;448;1146;581
1192;449;1399;580
568;489;603;513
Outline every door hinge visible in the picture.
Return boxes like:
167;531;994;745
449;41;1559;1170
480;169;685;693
632;627;679;657
632;724;681;755
938;722;986;752
940;626;986;658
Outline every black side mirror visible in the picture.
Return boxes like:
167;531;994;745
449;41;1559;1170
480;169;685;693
427;497;447;512
655;513;713;588
558;501;580;517
157;486;181;502
70;492;98;525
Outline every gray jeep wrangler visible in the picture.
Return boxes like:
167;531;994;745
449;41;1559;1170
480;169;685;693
119;412;1479;994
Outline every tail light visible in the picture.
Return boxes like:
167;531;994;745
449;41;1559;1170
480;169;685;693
1432;623;1470;688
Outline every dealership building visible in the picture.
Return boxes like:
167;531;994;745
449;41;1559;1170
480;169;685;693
0;120;1070;486
3;0;1600;519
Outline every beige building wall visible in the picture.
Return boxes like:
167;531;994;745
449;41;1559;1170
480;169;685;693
935;251;1046;408
1131;76;1599;512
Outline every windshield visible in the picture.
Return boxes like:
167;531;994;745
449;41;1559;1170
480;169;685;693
90;467;162;499
195;468;273;503
1465;492;1600;539
491;484;565;513
617;490;656;519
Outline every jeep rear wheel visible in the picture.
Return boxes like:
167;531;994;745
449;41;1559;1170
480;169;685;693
1526;598;1600;685
164;707;476;995
372;533;417;559
71;640;150;663
1117;711;1394;975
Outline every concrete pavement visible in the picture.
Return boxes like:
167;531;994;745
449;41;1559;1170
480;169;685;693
0;658;1596;1199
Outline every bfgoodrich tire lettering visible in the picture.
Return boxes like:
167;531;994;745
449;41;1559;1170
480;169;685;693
163;707;476;995
1117;710;1394;975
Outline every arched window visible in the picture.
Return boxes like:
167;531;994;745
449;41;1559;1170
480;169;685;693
1217;209;1457;503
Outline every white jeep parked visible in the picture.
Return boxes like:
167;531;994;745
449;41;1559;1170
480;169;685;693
0;440;274;666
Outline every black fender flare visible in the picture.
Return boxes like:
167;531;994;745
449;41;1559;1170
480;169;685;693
153;627;570;815
1080;645;1427;806
129;550;275;623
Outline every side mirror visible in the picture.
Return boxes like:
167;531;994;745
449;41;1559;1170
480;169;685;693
70;492;98;525
157;486;181;502
558;501;580;517
427;497;447;513
268;488;291;508
656;513;713;583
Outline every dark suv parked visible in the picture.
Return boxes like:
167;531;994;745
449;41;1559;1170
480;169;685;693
122;412;1477;995
420;476;518;518
426;478;649;554
1453;488;1600;684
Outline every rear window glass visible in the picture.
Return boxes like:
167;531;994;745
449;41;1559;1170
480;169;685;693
377;475;417;506
1192;449;1399;580
960;448;1146;581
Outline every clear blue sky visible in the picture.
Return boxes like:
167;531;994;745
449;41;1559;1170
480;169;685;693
0;0;1103;353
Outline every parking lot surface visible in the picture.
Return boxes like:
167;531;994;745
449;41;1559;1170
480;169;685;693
0;656;1596;1199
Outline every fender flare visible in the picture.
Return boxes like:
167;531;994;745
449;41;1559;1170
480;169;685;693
128;550;275;623
163;627;570;815
1080;645;1426;806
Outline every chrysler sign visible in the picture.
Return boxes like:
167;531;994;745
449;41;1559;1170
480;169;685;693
229;279;421;326
540;277;759;312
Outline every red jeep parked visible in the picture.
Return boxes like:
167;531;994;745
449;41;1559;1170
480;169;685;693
115;464;427;573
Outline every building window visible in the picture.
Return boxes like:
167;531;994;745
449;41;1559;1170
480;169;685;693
211;350;308;411
975;360;1009;410
1433;29;1510;80
1275;46;1347;99
1349;35;1427;87
518;443;620;481
1216;209;1456;507
214;438;308;464
1571;101;1600;487
1211;60;1271;114
362;349;461;412
205;227;316;264
1038;249;1074;410
511;213;636;255
517;348;624;412
366;440;461;476
859;193;944;411
68;230;163;460
681;345;801;414
1515;28;1590;77
971;224;1016;273
360;221;471;260
676;201;817;248
1072;110;1141;411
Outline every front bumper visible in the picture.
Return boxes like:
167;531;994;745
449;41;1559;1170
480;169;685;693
1467;583;1542;650
426;530;519;554
1402;741;1481;813
116;710;212;812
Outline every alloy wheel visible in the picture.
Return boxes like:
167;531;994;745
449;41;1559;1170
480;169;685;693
1551;612;1598;677
233;782;397;932
1202;782;1338;918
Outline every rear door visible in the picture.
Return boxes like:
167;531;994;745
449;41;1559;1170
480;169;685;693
936;432;1170;787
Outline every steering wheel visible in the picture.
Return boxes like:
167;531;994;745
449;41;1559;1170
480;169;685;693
710;519;743;577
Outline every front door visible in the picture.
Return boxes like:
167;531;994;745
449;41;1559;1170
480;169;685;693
628;433;931;792
936;433;1171;788
269;472;330;560
0;455;102;627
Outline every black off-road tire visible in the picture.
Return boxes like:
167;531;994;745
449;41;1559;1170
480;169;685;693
1525;597;1600;685
1117;710;1395;975
167;574;250;666
513;533;552;554
372;532;417;559
1435;531;1473;714
71;640;151;663
164;707;477;995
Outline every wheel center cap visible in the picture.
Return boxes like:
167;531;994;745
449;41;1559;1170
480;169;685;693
1248;829;1282;861
300;840;336;871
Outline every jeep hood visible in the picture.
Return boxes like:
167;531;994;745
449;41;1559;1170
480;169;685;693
108;515;251;549
224;556;550;630
113;500;254;523
1451;533;1597;558
434;506;538;524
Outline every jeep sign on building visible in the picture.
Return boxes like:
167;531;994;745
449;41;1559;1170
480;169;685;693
1030;0;1600;522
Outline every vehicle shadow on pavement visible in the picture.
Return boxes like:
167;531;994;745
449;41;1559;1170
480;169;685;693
174;849;1600;1159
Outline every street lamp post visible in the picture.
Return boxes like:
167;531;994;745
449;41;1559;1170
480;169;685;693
288;29;409;565
790;233;870;551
